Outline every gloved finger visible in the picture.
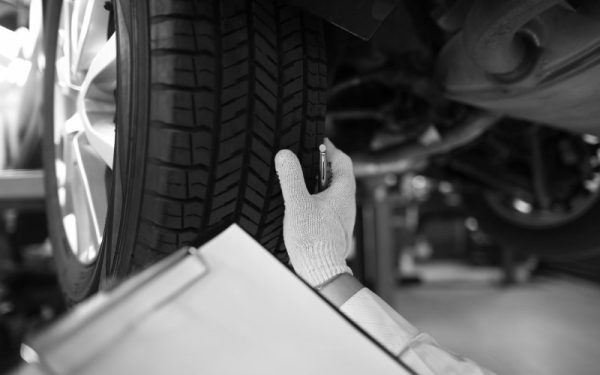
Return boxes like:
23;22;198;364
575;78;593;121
324;138;356;197
275;149;310;204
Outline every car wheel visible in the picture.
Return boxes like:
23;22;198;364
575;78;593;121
43;0;326;303
464;143;600;261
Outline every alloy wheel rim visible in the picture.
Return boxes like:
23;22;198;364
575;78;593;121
53;0;116;264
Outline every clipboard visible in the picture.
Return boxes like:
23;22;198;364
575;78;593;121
15;225;413;375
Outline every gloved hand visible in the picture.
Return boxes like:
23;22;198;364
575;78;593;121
275;138;356;287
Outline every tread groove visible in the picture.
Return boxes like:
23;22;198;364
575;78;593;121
233;0;256;229
133;0;325;270
200;0;222;237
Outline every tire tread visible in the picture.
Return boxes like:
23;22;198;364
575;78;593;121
136;0;326;268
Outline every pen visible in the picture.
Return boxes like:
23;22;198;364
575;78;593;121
317;144;331;193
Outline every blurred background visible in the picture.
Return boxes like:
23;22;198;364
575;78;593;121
2;0;600;374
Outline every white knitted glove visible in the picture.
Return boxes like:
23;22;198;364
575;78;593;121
275;138;356;287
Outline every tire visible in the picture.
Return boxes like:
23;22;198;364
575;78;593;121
464;192;600;260
43;0;327;304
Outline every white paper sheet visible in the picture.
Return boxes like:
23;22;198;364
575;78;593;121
27;225;411;375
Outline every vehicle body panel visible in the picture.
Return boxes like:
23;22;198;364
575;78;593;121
280;0;400;39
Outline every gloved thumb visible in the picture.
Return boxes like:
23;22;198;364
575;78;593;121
275;149;310;204
322;138;356;199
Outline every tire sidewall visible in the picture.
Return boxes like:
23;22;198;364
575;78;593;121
101;0;150;281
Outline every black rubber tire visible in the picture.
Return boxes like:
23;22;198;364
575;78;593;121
463;192;600;260
43;0;327;303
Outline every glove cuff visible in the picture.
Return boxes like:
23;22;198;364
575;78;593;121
293;241;353;287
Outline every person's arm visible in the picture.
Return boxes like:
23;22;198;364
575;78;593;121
320;275;495;374
275;139;495;375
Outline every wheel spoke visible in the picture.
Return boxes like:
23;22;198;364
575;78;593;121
62;214;78;256
65;112;85;134
69;132;108;256
71;0;111;77
53;0;114;265
78;35;116;168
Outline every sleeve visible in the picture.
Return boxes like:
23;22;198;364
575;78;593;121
340;288;496;375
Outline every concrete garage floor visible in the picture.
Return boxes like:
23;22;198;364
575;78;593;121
392;277;600;375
